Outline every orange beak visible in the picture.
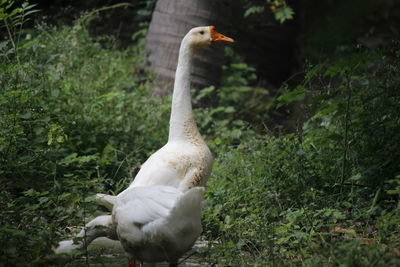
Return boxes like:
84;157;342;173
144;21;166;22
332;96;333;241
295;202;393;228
210;26;234;43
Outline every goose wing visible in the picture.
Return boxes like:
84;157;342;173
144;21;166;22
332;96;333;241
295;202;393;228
114;186;183;227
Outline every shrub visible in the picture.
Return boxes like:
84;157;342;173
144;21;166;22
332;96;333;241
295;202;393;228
200;43;400;266
0;4;169;264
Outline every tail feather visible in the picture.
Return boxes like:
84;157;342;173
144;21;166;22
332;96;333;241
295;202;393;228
96;193;116;211
168;187;204;223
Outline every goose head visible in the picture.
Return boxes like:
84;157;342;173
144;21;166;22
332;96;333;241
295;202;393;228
184;26;234;51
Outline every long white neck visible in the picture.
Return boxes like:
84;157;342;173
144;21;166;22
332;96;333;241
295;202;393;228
168;38;201;142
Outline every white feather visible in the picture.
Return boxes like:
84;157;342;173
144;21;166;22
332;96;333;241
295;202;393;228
114;186;204;262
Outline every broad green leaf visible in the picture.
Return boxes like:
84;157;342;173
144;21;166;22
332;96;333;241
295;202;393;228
0;40;9;50
214;137;222;145
20;111;31;119
244;6;264;17
277;85;305;108
274;6;294;23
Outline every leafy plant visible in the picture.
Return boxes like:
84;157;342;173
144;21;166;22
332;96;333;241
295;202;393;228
0;3;169;264
200;43;400;266
0;0;39;62
243;0;294;23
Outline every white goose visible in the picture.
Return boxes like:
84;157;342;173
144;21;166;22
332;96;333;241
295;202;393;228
129;25;233;191
55;186;204;267
55;26;234;266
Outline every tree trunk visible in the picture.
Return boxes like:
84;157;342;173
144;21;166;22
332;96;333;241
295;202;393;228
145;0;233;96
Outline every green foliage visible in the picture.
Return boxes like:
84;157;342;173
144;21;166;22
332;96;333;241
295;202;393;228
135;0;157;28
0;1;38;63
200;44;400;266
243;0;294;23
303;48;400;190
194;47;272;149
273;4;294;23
0;2;169;264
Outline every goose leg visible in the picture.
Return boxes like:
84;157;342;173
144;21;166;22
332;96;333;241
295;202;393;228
128;258;136;267
55;215;114;254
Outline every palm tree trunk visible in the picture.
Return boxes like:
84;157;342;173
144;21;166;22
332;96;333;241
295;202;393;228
145;0;233;96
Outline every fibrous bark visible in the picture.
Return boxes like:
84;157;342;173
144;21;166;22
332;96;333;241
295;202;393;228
146;0;233;96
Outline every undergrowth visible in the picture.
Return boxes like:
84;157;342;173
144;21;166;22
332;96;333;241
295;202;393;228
199;44;400;266
1;3;169;265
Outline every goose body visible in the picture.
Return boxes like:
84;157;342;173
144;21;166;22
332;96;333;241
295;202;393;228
114;186;204;263
55;186;204;264
130;139;212;191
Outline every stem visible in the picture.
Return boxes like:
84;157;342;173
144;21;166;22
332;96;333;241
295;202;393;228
83;187;89;266
3;69;20;168
79;3;132;24
4;18;20;65
16;9;25;51
341;78;352;188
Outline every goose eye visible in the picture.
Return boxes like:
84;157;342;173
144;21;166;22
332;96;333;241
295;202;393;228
199;31;204;35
